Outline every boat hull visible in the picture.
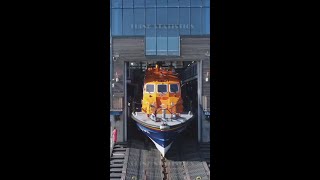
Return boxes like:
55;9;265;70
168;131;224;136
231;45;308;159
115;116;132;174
134;118;192;156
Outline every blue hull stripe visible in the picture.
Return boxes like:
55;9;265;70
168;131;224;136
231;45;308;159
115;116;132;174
135;121;191;148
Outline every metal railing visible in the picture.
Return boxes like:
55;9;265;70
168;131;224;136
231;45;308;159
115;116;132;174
110;126;114;157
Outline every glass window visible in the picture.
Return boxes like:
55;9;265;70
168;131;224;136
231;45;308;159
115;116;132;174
167;8;179;34
146;84;154;93
157;8;167;26
157;8;167;55
191;0;202;7
123;0;133;8
203;0;210;7
158;84;167;93
157;37;167;55
167;8;179;30
112;9;122;35
168;0;179;7
134;0;145;8
167;8;179;56
146;0;156;7
123;9;134;35
170;84;179;93
146;37;156;55
191;8;201;35
111;0;122;8
202;8;210;35
157;0;167;7
146;8;156;55
179;8;190;35
179;0;190;7
167;37;180;56
146;27;156;37
134;9;145;35
146;8;156;30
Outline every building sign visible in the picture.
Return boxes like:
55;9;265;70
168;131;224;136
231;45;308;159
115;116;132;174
131;24;194;29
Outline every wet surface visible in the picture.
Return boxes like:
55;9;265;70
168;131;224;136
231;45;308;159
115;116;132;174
109;116;210;180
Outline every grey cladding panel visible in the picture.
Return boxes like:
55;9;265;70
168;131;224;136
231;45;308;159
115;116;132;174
112;37;210;62
180;38;210;58
113;38;145;60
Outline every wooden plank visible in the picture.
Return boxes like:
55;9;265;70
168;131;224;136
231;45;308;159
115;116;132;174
110;164;124;168
110;159;124;164
110;156;125;159
110;173;122;178
110;168;123;172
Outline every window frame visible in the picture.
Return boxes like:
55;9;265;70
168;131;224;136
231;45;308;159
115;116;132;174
169;84;180;93
145;84;155;93
157;84;168;93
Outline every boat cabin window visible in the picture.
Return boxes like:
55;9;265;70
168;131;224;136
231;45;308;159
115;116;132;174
170;84;179;93
146;84;154;93
157;84;167;93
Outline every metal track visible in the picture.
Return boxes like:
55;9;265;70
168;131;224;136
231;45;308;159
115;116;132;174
163;141;186;180
164;138;210;180
121;139;164;180
180;141;210;180
110;139;210;180
110;117;210;180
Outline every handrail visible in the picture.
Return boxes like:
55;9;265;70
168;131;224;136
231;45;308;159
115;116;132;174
110;134;114;158
110;137;114;158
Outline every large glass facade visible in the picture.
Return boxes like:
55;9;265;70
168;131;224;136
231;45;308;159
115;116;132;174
111;0;210;56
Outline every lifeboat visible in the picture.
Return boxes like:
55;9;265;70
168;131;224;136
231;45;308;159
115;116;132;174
131;64;193;156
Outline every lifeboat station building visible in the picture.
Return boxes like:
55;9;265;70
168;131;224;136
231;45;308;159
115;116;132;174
109;0;211;143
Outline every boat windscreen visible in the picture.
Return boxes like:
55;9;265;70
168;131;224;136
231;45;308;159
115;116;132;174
146;84;154;93
158;84;167;93
170;84;179;93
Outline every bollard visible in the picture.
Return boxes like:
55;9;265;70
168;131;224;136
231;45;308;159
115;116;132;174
162;108;166;119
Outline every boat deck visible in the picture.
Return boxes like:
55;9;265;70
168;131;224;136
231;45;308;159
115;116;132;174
131;112;193;127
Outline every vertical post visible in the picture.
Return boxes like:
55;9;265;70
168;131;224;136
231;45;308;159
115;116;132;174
110;117;114;157
200;60;203;142
110;31;113;109
124;62;127;142
198;60;200;142
162;108;166;119
197;60;203;142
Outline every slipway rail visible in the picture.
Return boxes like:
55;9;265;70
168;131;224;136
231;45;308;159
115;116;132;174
109;138;210;180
